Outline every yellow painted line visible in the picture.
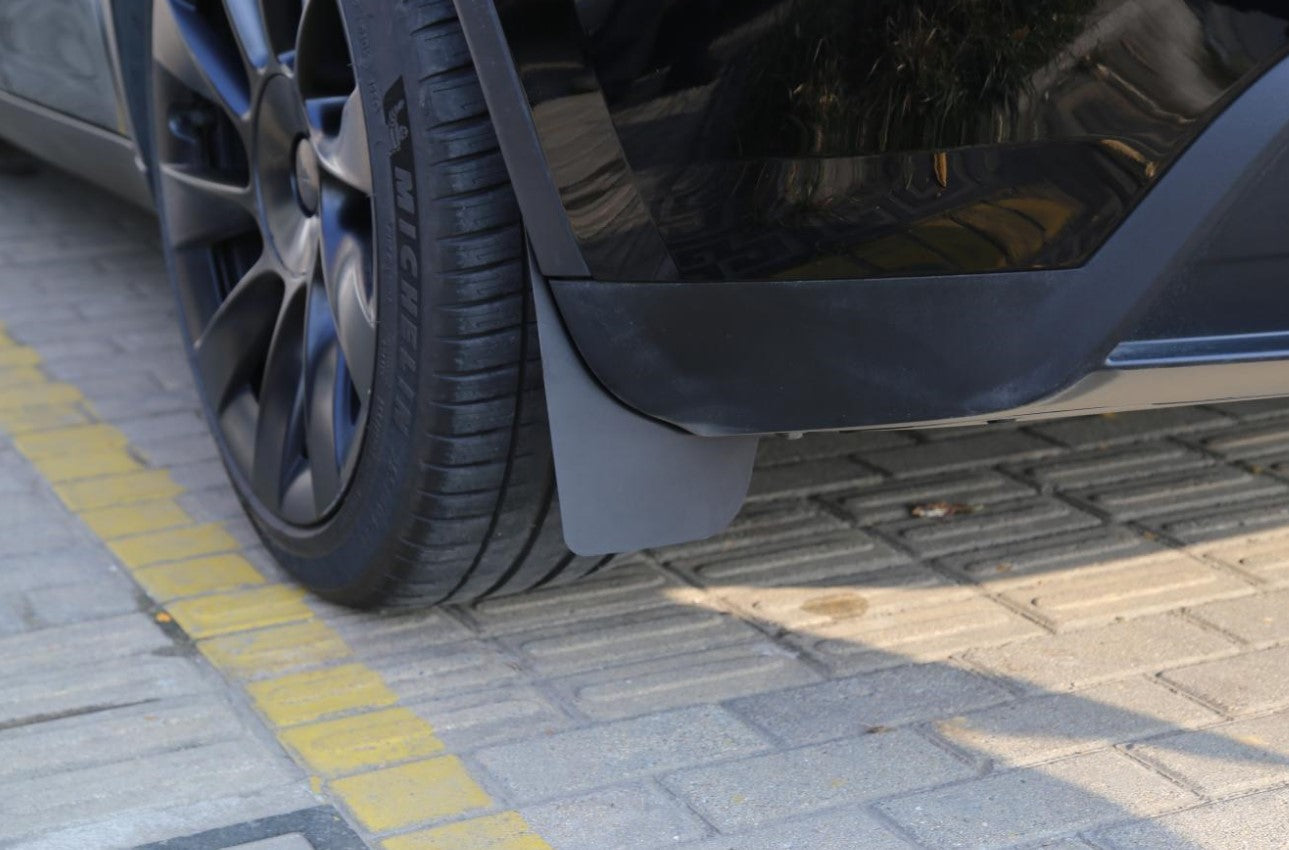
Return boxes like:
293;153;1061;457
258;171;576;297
0;365;47;389
0;323;549;844
108;522;239;568
80;499;195;540
0;345;41;367
0;402;90;434
0;381;82;409
200;619;353;678
28;446;143;482
14;422;131;457
166;585;312;639
54;468;186;511
247;664;400;727
280;707;444;777
132;553;266;601
384;812;552;850
330;756;492;831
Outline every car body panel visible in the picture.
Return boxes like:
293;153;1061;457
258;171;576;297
8;0;1289;438
546;52;1289;434
471;0;1289;435
497;0;1289;283
0;0;122;131
0;0;151;206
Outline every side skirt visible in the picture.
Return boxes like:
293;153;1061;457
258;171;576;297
0;89;152;209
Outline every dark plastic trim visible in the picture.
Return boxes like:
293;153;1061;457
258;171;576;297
531;254;757;554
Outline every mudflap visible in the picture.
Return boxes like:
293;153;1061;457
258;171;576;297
530;258;758;555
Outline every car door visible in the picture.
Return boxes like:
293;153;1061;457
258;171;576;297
0;0;123;131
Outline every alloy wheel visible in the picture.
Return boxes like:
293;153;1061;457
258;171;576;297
152;0;377;526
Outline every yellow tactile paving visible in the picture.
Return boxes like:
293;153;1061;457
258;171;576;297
0;322;550;846
0;345;41;367
0;403;91;435
199;619;354;677
0;365;47;389
132;553;266;600
53;468;186;511
0;380;82;409
165;585;313;639
248;664;400;727
108;522;239;568
80;499;195;540
280;707;445;776
28;446;143;482
329;756;493;831
383;812;553;850
14;422;131;458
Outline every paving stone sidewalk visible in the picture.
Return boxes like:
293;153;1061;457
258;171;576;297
5;165;1289;849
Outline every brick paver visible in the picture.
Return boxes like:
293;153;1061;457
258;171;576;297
1092;786;1289;849
8;159;1289;849
877;751;1196;848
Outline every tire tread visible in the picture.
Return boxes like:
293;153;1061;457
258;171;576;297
376;0;596;606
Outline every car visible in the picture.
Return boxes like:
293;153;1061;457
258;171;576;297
2;0;1288;607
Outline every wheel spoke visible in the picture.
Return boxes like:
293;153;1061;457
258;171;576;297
304;283;342;512
192;265;281;410
154;2;226;112
157;164;255;247
309;91;372;195
252;292;307;511
158;0;253;118
279;468;316;522
157;0;374;527
319;182;376;399
222;0;274;73
295;0;355;96
160;162;253;207
336;360;365;482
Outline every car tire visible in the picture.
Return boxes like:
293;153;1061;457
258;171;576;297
149;0;608;606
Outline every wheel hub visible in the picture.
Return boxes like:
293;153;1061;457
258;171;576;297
153;0;379;527
254;75;316;276
293;138;321;216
